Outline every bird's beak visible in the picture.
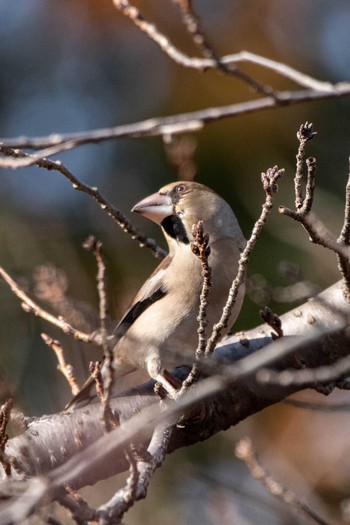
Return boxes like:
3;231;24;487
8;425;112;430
132;191;173;224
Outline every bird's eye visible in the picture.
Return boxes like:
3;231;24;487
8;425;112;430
175;184;187;194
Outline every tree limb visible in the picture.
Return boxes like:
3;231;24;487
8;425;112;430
1;280;348;502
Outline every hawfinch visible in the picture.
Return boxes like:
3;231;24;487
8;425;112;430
66;181;245;409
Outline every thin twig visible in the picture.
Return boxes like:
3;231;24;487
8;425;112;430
58;487;97;525
279;207;350;259
179;168;284;395
171;0;277;98
294;122;317;209
0;266;97;345
205;166;284;355
300;156;317;215
1;84;350;156
260;307;283;339
83;237;115;428
179;221;212;391
97;418;174;522
83;237;109;337
2;311;348;519
89;362;104;403
236;437;331;525
283;398;350;413
338;159;350;245
280;124;350;296
172;0;219;58
41;334;80;396
0;400;13;477
195;224;212;361
257;350;350;387
337;162;350;294
0;146;166;259
124;446;139;499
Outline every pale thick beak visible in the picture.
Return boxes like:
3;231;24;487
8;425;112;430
131;191;173;224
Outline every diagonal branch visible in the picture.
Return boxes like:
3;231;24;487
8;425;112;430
2;281;349;495
0;266;97;345
1;84;350;156
113;0;332;99
236;438;331;525
0;146;166;259
41;334;80;396
97;418;174;522
167;0;277;97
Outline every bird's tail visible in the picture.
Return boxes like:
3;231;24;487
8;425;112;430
64;358;137;411
64;375;98;411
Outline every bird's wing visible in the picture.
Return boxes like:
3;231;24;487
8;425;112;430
113;255;170;339
65;255;171;411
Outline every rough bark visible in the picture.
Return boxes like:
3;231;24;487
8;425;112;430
2;280;349;491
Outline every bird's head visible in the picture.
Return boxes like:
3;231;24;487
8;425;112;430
132;181;243;247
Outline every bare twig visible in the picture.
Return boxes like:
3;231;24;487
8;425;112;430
179;221;212;391
279;206;350;259
59;487;97;525
260;307;283;339
0;400;13;477
83;237;109;336
0;146;166;260
83;236;114;426
193;223;212;360
236;437;331;525
97;419;174;523
89;362;104;403
172;0;219;58
0;478;49;525
0;266;97;345
205;165;284;355
1;83;350;156
338;160;350;245
337;162;350;294
295;122;317;209
171;0;276;98
283;398;350;413
179;168;284;395
279;123;350;295
300;156;317;215
257;350;350;387
1;283;348;519
41;334;80;396
120;447;139;514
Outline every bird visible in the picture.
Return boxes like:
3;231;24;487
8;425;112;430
66;181;246;409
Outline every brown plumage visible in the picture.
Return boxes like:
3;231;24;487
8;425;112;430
66;181;245;409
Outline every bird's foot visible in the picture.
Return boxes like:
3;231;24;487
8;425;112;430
155;370;182;399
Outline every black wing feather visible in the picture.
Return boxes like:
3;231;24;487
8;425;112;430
65;284;167;410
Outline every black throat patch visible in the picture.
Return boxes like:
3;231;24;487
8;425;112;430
161;215;189;244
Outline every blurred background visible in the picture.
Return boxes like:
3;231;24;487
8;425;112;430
1;0;350;523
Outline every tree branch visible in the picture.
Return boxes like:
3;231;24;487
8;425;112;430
0;146;166;260
0;266;97;345
1;83;350;156
236;437;331;525
1;281;348;505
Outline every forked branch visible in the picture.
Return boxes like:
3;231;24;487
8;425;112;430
279;122;350;298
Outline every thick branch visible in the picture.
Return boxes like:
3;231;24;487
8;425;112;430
2;280;348;498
